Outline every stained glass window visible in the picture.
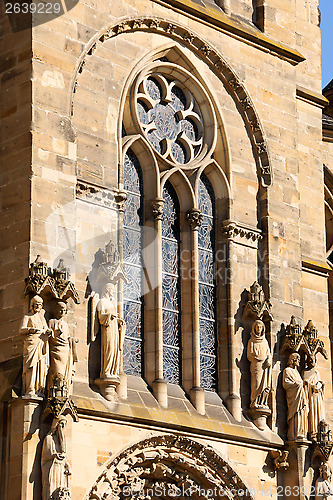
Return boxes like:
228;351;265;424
198;174;216;390
122;149;143;376
137;75;203;165
162;181;181;384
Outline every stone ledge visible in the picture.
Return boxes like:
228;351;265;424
153;0;305;65
72;380;284;448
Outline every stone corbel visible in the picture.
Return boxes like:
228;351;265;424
221;220;263;249
269;450;290;471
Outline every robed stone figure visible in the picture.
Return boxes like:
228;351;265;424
97;283;125;379
247;319;272;408
282;352;308;441
303;355;325;441
48;301;78;391
41;416;71;500
20;295;51;397
315;464;333;500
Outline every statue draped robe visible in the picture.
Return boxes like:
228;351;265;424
282;366;308;440
20;310;49;396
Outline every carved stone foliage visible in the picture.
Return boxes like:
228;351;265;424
24;256;80;304
88;435;254;500
281;316;328;359
243;281;272;321
70;17;272;186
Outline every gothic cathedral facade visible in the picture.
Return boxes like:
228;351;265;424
1;0;333;499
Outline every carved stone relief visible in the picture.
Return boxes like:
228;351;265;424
88;241;128;401
20;294;51;398
282;353;308;442
243;282;273;430
88;435;254;500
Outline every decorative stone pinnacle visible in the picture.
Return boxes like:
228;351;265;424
187;209;203;230
151;198;165;220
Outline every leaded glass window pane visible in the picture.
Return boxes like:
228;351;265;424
198;175;217;390
123;149;143;376
162;181;181;384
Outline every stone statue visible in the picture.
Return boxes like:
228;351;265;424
315;463;333;500
303;355;325;441
96;283;126;379
282;352;308;441
20;295;51;397
41;416;71;500
247;319;272;408
48;302;78;392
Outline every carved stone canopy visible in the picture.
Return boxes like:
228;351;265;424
243;281;273;321
43;375;79;423
24;256;80;304
281;317;328;359
90;241;129;291
88;435;254;500
312;421;333;464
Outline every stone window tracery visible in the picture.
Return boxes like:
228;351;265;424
121;54;223;407
122;149;144;376
136;75;203;164
198;174;217;390
162;181;181;384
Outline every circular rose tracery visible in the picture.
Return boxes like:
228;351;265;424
136;75;203;165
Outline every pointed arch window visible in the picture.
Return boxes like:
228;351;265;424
198;174;217;390
122;149;144;376
162;181;181;384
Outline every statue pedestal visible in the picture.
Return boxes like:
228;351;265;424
246;406;271;431
95;376;120;402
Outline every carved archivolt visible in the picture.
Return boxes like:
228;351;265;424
88;435;254;500
69;17;272;187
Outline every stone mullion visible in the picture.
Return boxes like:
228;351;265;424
114;190;127;398
187;209;205;414
151;198;167;408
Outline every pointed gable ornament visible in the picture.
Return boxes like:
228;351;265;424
24;255;80;304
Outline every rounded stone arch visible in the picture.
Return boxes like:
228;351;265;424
68;16;272;187
87;434;254;500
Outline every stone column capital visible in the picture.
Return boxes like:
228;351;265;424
187;209;203;230
151;198;165;220
114;190;127;212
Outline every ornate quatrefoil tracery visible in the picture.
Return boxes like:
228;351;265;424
130;64;216;168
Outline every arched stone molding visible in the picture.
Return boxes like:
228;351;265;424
87;434;255;500
122;135;160;199
69;17;272;187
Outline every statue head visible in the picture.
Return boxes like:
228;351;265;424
102;282;116;300
50;415;67;433
30;295;43;313
56;301;67;319
306;355;316;370
287;352;300;368
319;463;332;482
251;319;265;340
